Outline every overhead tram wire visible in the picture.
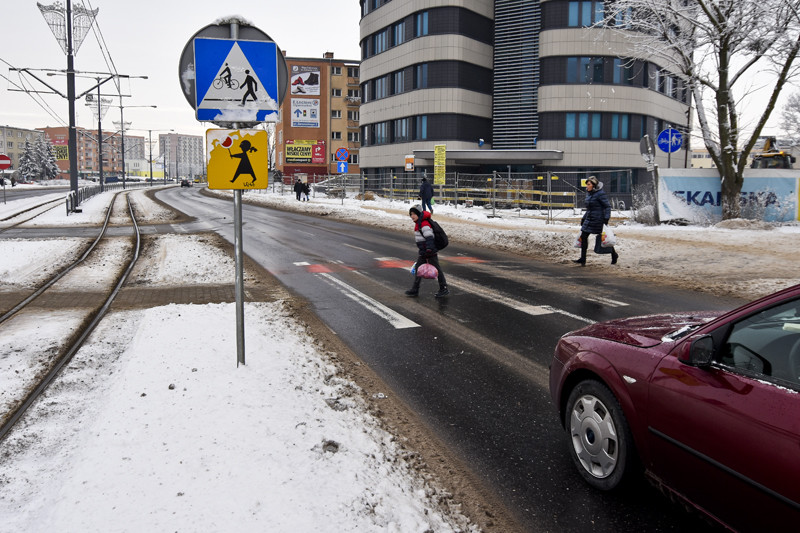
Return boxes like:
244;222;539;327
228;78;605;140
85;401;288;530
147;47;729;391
0;57;68;127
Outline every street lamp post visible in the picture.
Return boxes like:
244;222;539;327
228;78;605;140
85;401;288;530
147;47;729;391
113;101;155;188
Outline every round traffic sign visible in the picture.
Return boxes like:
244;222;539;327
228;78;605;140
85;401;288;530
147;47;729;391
335;147;349;161
657;128;682;153
0;154;11;170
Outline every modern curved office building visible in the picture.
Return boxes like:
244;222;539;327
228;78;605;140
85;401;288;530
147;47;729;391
358;0;691;191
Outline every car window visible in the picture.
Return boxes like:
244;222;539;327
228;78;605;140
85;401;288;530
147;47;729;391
720;298;800;386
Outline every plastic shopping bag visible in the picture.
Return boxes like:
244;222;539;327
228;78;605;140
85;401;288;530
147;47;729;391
573;232;583;248
600;225;617;248
416;263;439;279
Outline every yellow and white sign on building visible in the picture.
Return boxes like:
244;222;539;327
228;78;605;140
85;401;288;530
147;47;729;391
206;129;269;190
434;144;446;185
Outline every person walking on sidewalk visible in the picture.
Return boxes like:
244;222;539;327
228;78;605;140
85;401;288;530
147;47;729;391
293;178;303;201
418;176;434;213
406;205;449;297
573;176;619;266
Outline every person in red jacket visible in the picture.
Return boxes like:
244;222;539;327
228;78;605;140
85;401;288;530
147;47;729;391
406;205;449;297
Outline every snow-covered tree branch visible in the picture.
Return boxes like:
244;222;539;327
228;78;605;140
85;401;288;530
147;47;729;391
601;0;800;219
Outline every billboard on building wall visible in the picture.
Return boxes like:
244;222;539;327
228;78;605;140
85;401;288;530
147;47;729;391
285;140;325;164
290;65;320;95
290;98;320;128
51;137;69;160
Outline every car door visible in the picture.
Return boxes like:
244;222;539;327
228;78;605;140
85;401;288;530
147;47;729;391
645;298;800;531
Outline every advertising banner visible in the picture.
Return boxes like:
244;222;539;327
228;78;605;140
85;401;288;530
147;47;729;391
285;140;325;164
658;169;800;223
290;65;320;95
290;98;320;128
434;144;446;185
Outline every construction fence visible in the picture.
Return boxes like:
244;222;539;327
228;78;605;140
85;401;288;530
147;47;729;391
263;170;635;220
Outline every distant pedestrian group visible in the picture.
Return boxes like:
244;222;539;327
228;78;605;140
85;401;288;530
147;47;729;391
294;178;310;201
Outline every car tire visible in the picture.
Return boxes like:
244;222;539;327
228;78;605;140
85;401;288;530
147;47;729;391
565;379;636;491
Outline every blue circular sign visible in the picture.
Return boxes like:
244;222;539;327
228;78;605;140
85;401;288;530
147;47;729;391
657;128;682;153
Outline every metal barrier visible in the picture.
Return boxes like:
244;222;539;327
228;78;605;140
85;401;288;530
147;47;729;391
66;180;164;215
263;170;633;221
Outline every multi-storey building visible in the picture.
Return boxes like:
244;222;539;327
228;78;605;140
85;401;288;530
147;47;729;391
275;52;360;182
39;126;127;180
0;126;46;177
159;133;205;180
358;0;691;192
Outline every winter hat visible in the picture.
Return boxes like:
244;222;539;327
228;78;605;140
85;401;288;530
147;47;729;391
586;176;599;188
409;205;422;216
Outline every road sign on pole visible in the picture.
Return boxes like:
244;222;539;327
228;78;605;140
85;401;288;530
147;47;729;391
337;161;349;174
206;129;269;190
335;147;349;161
0;154;11;170
657;128;682;153
194;38;280;123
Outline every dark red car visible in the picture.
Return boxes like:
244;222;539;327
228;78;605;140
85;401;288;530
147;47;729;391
550;283;800;531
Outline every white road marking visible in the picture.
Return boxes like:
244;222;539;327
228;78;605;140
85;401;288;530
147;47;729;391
293;261;311;266
584;295;629;307
318;273;419;329
343;243;374;253
447;275;594;324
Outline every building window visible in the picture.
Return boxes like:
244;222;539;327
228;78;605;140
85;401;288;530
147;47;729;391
350;154;359;164
331;131;342;141
394;117;411;142
568;1;605;27
332;88;342;97
415;12;429;37
613;58;634;85
374;76;389;99
566;112;601;138
567;57;604;83
7;141;12;148
332;66;342;75
348;131;360;142
393;21;406;46
373;28;389;54
347;89;360;99
414;64;428;89
331;110;342;119
414;116;428;140
347;110;359;121
393;70;405;94
611;114;630;139
374;122;389;144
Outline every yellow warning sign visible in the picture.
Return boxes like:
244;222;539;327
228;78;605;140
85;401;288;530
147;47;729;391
206;129;269;190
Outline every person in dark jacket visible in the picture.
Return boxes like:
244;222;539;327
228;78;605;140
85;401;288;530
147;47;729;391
406;205;449;297
418;177;434;213
301;181;310;201
573;176;619;265
293;178;303;201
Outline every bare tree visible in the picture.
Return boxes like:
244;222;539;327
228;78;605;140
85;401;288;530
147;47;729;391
602;0;800;219
779;91;800;142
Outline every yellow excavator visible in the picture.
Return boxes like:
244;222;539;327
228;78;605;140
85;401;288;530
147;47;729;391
750;136;796;169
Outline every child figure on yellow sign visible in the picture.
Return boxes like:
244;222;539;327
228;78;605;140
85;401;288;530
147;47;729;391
229;140;257;183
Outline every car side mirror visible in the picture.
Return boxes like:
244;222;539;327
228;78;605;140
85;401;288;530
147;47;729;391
683;335;715;367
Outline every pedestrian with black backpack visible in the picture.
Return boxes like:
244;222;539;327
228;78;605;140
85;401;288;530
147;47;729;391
406;205;449;298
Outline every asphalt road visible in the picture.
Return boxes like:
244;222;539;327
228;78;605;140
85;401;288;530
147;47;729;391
157;187;741;532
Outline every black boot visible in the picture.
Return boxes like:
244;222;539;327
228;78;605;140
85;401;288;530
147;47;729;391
405;288;419;296
435;285;450;298
611;250;619;265
572;258;586;266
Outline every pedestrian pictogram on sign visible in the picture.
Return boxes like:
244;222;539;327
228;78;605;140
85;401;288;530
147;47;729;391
194;38;280;123
337;161;349;174
335;148;349;161
206;129;269;190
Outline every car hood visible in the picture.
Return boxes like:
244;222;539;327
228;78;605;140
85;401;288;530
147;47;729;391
569;312;720;348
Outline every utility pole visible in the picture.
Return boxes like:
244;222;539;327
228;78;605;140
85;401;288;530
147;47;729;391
37;1;98;202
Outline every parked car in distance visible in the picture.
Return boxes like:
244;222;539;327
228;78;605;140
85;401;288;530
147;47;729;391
180;179;191;187
550;283;800;531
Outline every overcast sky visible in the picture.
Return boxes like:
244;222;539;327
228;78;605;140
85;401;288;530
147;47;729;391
1;0;362;140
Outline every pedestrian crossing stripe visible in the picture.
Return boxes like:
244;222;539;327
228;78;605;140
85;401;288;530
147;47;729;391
194;38;280;122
